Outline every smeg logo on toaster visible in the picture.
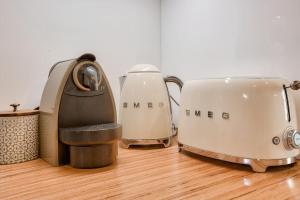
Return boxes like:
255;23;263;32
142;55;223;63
123;102;165;109
185;109;230;120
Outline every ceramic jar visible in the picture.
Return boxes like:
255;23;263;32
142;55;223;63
0;108;39;165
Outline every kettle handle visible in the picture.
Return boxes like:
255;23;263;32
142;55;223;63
164;76;183;90
164;76;183;136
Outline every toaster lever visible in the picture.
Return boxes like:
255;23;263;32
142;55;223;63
290;81;300;90
283;85;291;122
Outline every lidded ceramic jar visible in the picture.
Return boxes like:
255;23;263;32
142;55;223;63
0;104;39;165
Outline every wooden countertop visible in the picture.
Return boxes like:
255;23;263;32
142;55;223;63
1;144;300;200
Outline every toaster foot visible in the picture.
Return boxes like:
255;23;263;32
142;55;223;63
249;162;267;173
119;140;130;149
178;143;183;152
178;143;296;173
120;137;172;148
161;137;171;148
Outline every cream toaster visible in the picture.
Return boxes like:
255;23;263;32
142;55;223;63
178;78;300;172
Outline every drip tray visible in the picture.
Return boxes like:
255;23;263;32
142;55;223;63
59;123;121;168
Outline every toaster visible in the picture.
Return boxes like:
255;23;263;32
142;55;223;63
178;78;300;172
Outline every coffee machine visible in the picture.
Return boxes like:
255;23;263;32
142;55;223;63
39;53;121;168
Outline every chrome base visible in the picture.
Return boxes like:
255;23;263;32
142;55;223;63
120;137;172;148
178;143;296;172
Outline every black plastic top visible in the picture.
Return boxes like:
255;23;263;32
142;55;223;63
77;53;96;62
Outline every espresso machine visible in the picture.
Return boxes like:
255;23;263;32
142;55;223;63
39;53;121;168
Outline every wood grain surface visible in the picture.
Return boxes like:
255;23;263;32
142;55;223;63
1;144;300;200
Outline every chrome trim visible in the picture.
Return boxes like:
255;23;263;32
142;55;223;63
284;127;300;150
83;66;99;91
178;143;296;172
120;137;172;148
73;61;102;92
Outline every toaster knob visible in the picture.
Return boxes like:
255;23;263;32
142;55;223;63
285;129;300;149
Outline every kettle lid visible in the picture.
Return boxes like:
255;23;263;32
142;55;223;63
128;64;160;73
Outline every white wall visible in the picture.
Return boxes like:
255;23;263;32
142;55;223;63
0;0;161;111
1;0;300;126
161;0;300;79
161;0;300;125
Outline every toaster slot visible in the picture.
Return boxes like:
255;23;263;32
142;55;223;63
283;85;291;122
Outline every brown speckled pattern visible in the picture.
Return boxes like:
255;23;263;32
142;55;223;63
0;115;39;164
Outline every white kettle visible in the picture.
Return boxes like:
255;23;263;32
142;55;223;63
119;64;183;148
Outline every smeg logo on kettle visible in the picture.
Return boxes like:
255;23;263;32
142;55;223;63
123;102;165;109
185;109;230;120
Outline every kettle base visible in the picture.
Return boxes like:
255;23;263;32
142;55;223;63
178;143;296;172
120;137;172;149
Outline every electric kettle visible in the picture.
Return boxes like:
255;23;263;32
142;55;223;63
119;64;182;148
178;78;300;172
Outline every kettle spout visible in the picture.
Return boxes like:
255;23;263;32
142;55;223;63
119;75;127;94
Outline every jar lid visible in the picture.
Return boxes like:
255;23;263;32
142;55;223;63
0;109;39;117
0;104;39;117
